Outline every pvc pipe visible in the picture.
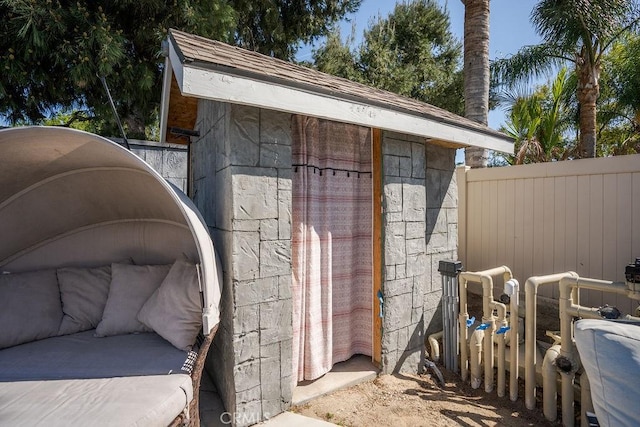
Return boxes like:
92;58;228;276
504;278;520;401
481;276;496;393
428;331;443;363
459;276;470;382
524;272;578;410
542;344;561;421
459;311;470;380
561;371;574;427
558;276;578;427
459;266;512;391
580;372;593;427
496;330;506;397
460;266;513;284
565;305;640;322
491;301;508;397
469;327;484;389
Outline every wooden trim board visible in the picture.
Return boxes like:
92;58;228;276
372;128;383;367
164;39;513;154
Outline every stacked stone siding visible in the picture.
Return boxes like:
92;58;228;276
192;101;293;426
380;131;427;373
380;131;458;374
191;104;458;425
113;139;188;192
424;143;458;335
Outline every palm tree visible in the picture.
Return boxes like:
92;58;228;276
597;33;640;155
462;0;491;168
500;68;573;164
492;0;639;158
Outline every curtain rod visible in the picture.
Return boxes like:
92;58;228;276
292;163;372;177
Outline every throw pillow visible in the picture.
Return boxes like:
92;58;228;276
137;258;203;351
57;266;111;335
0;269;63;349
95;263;171;337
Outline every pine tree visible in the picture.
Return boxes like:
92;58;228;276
0;0;361;137
313;0;464;116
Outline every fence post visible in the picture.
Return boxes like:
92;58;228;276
456;166;470;267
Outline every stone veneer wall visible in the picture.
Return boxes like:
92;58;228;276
110;138;188;193
190;103;458;425
380;131;458;374
191;100;293;426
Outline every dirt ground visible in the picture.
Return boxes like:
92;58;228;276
292;368;559;427
292;293;564;427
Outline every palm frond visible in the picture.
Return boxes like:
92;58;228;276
494;81;534;110
533;0;639;64
490;43;570;89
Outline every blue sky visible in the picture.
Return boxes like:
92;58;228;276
297;0;544;131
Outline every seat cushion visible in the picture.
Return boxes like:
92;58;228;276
574;319;640;427
0;330;193;381
0;269;62;349
0;374;193;427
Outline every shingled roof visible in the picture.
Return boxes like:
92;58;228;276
162;29;513;153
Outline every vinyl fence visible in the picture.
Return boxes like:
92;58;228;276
457;154;640;314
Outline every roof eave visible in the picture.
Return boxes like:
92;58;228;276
165;37;514;154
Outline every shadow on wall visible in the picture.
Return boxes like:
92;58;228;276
425;165;454;239
429;300;444;335
393;316;425;373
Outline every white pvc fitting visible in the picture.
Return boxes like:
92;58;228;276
504;278;520;401
427;331;444;363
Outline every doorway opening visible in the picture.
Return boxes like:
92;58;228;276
291;118;381;397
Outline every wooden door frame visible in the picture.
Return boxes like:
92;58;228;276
372;128;383;366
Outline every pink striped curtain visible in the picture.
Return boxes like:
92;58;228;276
291;116;373;383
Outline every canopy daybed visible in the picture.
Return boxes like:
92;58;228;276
0;126;222;426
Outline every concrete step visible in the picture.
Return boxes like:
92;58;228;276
259;412;337;427
292;355;379;406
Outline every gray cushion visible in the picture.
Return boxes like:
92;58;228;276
95;263;171;337
574;319;640;427
0;330;192;381
0;269;62;349
138;258;203;351
57;266;111;335
0;375;193;427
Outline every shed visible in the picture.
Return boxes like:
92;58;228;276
160;29;513;425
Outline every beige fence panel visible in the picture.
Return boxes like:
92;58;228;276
458;155;640;314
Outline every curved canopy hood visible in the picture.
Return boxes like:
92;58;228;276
0;126;221;333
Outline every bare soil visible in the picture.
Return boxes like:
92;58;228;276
293;292;565;427
292;368;559;427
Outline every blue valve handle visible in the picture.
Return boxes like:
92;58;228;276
496;326;511;335
466;316;476;328
476;323;489;331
